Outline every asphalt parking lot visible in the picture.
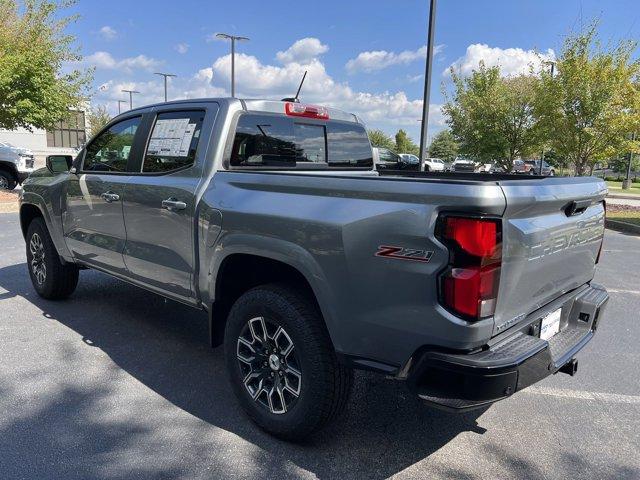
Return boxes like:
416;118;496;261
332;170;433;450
1;212;639;479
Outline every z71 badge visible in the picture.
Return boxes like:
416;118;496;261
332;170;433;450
375;245;433;263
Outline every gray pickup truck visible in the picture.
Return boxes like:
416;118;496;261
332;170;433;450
19;98;609;440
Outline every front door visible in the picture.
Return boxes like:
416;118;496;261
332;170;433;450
63;116;143;274
121;108;213;299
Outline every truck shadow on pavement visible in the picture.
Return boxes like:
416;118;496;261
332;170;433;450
7;262;625;480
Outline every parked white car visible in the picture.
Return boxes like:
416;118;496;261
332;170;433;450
0;142;36;190
423;157;446;172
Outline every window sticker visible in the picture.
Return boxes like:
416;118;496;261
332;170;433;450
148;118;196;157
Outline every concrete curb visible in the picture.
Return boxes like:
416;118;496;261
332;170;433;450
0;202;19;214
607;193;640;201
606;219;640;235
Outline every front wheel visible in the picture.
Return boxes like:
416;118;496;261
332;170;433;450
224;284;353;440
0;171;16;190
26;218;79;299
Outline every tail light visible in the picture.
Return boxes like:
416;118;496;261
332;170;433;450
436;215;502;320
285;102;329;120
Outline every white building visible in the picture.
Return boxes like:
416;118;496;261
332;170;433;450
0;110;88;168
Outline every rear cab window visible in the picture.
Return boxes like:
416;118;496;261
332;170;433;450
229;113;372;169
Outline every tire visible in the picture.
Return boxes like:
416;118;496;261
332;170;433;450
529;169;536;175
424;165;430;172
0;170;16;190
224;284;353;440
26;218;79;299
550;170;555;176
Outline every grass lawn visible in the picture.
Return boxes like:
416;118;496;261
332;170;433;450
606;181;640;195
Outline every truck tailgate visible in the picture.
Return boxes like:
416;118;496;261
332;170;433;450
493;177;607;335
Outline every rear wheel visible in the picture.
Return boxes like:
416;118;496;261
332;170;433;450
424;165;430;172
26;218;79;299
0;170;16;190
224;284;353;440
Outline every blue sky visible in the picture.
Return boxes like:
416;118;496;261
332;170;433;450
68;0;639;142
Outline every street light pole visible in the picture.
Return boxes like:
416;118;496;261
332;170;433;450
122;89;140;109
540;61;556;175
154;72;177;102
215;33;250;97
117;100;127;114
419;0;437;171
623;132;637;189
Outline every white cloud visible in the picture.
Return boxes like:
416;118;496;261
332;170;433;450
175;43;189;54
346;45;444;74
98;26;118;41
210;48;444;130
91;38;444;137
276;38;329;64
85;51;163;74
446;44;555;77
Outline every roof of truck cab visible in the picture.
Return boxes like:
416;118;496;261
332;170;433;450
120;97;362;124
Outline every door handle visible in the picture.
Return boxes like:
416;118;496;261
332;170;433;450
100;192;120;203
162;198;187;211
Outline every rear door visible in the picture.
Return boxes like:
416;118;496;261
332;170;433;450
121;105;218;300
63;115;143;274
493;177;607;334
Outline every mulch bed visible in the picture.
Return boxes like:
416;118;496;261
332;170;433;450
607;204;640;213
0;190;19;203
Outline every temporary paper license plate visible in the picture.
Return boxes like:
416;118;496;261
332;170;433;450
540;308;562;341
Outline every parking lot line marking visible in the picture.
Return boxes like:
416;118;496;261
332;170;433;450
607;288;640;295
525;386;640;405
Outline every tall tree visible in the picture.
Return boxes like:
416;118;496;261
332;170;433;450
443;63;541;171
534;24;640;175
443;63;508;166
0;0;93;131
395;129;419;155
368;129;395;150
428;129;459;161
87;104;111;138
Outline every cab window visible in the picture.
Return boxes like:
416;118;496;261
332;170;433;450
83;117;141;172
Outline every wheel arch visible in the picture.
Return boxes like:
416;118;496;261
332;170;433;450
19;203;45;239
208;244;338;352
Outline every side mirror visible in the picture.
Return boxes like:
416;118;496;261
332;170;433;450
46;155;73;174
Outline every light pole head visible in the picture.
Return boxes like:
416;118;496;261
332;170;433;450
215;32;250;42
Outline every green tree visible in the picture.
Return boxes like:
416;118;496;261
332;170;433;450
395;129;419;155
428;129;459;161
87;104;111;138
0;0;93;131
443;63;541;171
368;129;395;150
534;24;640;175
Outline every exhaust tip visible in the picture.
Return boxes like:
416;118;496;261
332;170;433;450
559;358;578;376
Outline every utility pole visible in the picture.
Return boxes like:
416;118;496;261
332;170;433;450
215;33;250;97
154;72;177;102
418;0;437;171
122;89;140;109
117;100;127;114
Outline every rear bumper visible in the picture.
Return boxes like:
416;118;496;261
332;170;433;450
405;283;608;411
